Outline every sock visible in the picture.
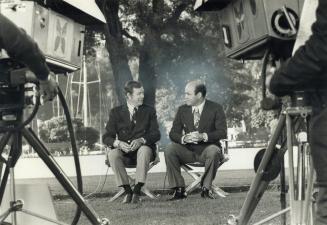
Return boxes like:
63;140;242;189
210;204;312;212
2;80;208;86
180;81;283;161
122;185;132;194
133;182;144;194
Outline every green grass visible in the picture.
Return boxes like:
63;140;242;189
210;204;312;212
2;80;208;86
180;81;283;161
17;170;287;225
54;191;285;225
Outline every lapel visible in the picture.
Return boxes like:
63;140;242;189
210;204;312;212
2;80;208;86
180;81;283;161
198;100;209;131
185;106;196;130
121;105;132;125
134;105;143;127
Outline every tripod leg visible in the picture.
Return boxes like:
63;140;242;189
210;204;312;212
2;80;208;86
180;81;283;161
0;133;17;205
280;157;287;225
235;114;286;225
302;149;314;225
21;128;103;225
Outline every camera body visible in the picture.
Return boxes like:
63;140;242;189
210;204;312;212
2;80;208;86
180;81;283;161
195;0;304;60
0;0;105;73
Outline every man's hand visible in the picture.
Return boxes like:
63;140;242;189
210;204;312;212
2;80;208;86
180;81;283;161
184;132;205;144
184;132;198;144
39;72;58;102
191;131;205;142
130;138;145;151
118;141;132;153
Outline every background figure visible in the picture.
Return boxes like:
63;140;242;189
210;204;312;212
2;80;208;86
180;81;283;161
268;1;327;224
103;81;160;204
0;14;57;101
165;80;227;200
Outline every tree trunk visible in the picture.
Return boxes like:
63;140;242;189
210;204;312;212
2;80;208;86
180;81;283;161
137;0;165;107
96;0;133;105
139;30;158;107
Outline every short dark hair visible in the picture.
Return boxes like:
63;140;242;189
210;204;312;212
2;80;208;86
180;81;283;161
194;83;207;98
124;80;142;95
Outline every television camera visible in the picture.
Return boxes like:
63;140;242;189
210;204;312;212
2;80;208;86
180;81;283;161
0;1;109;224
194;0;317;225
194;0;304;60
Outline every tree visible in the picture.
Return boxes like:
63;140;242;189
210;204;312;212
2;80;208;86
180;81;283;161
95;0;133;104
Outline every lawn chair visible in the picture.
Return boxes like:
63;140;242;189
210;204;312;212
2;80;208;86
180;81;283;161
105;145;160;202
181;140;230;197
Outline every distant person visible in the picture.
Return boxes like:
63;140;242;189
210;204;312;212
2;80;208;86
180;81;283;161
267;1;327;224
103;81;160;204
165;80;227;200
0;14;57;101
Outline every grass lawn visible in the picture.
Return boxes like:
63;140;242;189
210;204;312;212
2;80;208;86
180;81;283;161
16;170;287;225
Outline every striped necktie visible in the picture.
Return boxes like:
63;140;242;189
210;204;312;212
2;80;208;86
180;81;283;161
193;108;200;129
131;107;137;127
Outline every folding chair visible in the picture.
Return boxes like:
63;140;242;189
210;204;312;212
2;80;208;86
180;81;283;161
181;140;230;197
105;146;160;202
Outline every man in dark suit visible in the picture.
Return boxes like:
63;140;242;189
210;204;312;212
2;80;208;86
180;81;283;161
165;80;227;200
103;81;160;204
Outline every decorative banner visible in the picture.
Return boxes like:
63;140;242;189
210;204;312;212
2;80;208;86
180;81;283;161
47;11;74;61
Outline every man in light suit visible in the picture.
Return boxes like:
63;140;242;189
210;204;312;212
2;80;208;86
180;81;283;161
103;81;160;204
165;80;227;200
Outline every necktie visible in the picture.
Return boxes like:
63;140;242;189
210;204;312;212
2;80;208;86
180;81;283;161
131;107;137;127
193;108;200;129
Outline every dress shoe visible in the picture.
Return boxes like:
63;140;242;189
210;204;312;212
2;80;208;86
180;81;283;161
131;193;141;203
201;187;215;199
168;187;187;201
122;193;133;204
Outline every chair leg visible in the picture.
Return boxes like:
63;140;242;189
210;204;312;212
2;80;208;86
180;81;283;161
212;184;229;197
185;178;201;193
182;165;229;197
182;166;203;194
142;187;158;199
109;188;125;202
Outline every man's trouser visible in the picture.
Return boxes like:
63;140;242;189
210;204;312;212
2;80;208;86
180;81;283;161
164;142;221;189
108;145;153;186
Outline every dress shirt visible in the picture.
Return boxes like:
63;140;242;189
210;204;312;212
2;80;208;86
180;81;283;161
181;100;208;144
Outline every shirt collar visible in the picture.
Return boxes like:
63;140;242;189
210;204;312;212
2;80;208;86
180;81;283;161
192;99;206;115
127;102;137;114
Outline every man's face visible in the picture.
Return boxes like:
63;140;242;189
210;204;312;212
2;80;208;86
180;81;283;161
184;84;199;106
127;87;144;107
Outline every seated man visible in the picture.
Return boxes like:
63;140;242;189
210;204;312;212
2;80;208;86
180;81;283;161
103;81;160;204
165;80;227;200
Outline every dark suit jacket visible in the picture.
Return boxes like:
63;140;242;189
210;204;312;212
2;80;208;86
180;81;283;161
103;104;160;152
169;100;227;151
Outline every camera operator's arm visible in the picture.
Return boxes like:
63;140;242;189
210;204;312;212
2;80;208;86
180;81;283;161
0;14;57;101
269;0;327;96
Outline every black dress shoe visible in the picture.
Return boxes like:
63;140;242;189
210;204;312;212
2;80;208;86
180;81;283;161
122;193;133;204
201;187;215;199
131;193;141;203
168;187;187;201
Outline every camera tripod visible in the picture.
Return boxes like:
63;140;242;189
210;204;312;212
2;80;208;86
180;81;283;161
0;103;109;224
228;95;315;225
